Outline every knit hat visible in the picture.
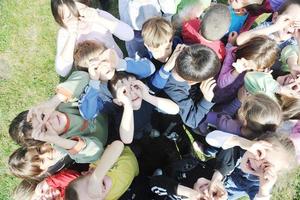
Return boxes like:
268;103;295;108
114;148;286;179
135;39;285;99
244;72;280;100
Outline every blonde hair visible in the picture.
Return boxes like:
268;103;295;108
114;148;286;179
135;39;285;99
238;93;282;138
278;95;300;120
12;179;37;200
8;144;53;180
73;40;107;71
141;17;174;48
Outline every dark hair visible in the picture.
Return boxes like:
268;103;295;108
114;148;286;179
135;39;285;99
9;110;43;146
108;71;137;98
50;0;91;28
175;44;220;82
278;0;300;15
201;4;231;41
244;1;265;15
235;36;279;70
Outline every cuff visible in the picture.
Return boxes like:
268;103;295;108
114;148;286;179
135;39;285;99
89;80;100;90
206;112;219;125
160;66;171;79
68;137;86;155
200;98;215;110
55;87;72;101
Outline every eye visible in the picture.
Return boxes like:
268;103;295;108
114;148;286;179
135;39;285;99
41;114;45;120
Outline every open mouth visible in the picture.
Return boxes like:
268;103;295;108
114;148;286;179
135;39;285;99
132;97;140;102
247;159;256;172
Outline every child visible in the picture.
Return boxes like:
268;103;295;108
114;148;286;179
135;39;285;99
64;140;139;200
215;36;278;103
10;71;108;163
236;0;300;49
141;17;183;66
163;44;220;129
118;0;177;58
12;169;80;200
181;4;231;60
206;131;297;200
199;93;282;139
108;71;179;144
8;143;71;180
51;0;134;76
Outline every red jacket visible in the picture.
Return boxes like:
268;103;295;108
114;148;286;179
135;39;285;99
182;18;226;61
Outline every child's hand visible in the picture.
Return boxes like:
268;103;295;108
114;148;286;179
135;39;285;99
274;15;293;31
246;140;273;160
27;100;58;124
116;86;132;106
258;162;277;197
32;122;59;142
34;180;61;200
228;31;238;45
164;44;186;72
88;62;102;81
232;58;251;73
132;80;151;99
207;179;228;200
200;77;216;102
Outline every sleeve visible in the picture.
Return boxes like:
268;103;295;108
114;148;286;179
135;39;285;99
150;176;179;197
280;45;299;64
67;136;105;163
158;0;177;15
215;147;240;176
123;58;156;78
56;71;90;100
78;80;104;120
182;19;201;44
164;82;214;129
55;29;74;77
217;46;237;88
98;10;134;41
221;98;241;116
148;67;171;91
205;113;242;135
206;130;237;148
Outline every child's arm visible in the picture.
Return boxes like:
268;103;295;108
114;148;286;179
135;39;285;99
87;141;124;198
120;58;156;79
149;44;185;91
133;80;180;115
116;87;134;144
32;122;105;163
87;8;134;41
55;21;78;77
236;15;293;45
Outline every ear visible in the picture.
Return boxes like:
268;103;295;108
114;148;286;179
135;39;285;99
113;99;122;106
272;12;279;23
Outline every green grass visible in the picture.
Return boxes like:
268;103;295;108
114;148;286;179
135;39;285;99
0;0;299;199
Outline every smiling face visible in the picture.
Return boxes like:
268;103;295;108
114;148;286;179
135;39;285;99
240;147;286;177
112;76;143;110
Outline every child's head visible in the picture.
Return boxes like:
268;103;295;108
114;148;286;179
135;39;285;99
240;132;297;177
51;0;91;28
175;44;220;84
278;95;300;120
65;174;112;200
228;0;264;14
74;40;118;81
200;4;231;41
235;36;279;72
142;17;174;62
238;93;282;139
9;110;68;146
8;144;58;180
108;72;143;110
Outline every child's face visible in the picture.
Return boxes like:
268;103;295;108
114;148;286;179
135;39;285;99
228;0;247;10
73;174;112;200
59;2;88;26
240;147;285;177
30;111;67;135
32;180;61;200
113;77;143;110
88;49;118;81
146;39;173;63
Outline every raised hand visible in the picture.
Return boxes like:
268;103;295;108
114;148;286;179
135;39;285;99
200;77;216;102
164;44;186;72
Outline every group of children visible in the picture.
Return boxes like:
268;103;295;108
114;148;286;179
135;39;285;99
7;0;300;199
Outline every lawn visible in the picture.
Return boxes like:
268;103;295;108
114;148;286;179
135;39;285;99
0;0;299;199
